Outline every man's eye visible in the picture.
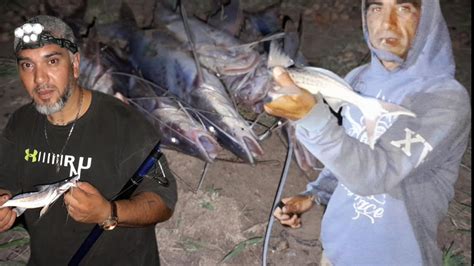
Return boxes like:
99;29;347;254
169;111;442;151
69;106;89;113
368;5;382;13
49;58;59;65
21;62;33;70
398;4;414;13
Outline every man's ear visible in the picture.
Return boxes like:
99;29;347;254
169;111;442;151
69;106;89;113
72;52;81;79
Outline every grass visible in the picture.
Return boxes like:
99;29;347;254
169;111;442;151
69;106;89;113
0;225;30;264
443;241;467;266
220;236;263;263
200;201;215;211
0;225;29;250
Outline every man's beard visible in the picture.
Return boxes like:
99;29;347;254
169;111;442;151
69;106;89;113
34;74;74;115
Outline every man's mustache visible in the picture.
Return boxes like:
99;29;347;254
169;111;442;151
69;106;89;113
33;84;57;93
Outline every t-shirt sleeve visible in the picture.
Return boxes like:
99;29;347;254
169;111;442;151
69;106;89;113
115;103;177;210
133;154;177;210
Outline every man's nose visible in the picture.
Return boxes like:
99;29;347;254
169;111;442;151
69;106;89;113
34;67;48;85
381;8;398;29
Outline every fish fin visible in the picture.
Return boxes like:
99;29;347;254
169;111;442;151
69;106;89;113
39;192;65;218
379;101;417;118
35;185;50;192
304;67;353;89
360;98;416;149
282;13;303;62
268;40;294;68
13;207;25;217
39;204;51;218
364;118;377;150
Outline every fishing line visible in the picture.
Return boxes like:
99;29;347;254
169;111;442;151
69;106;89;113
110;72;252;124
176;100;198;126
178;0;204;84
262;133;293;265
128;95;256;156
196;162;210;192
214;157;281;166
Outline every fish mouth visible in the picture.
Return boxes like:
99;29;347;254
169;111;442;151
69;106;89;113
196;134;222;162
234;83;267;105
233;74;271;105
238;136;264;164
216;126;264;164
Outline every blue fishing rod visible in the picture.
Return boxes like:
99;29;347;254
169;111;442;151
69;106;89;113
68;141;164;266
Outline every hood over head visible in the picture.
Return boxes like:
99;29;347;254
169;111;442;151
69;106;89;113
361;0;455;78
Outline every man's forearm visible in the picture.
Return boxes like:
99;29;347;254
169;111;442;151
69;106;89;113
115;192;173;227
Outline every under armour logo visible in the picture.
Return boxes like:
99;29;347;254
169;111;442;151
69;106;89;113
390;128;433;167
24;148;38;162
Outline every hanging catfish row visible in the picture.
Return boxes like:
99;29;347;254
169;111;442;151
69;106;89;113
76;5;268;164
77;2;321;171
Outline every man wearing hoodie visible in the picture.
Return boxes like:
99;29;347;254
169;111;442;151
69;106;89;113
265;0;471;265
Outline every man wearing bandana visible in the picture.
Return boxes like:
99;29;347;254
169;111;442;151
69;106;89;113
0;15;177;265
266;0;471;265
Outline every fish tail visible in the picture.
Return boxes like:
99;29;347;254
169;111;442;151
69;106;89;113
267;40;294;68
360;98;416;149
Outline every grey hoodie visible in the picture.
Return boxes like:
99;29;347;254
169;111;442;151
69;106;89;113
296;0;471;265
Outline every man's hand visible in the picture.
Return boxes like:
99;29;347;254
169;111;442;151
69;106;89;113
0;194;16;232
264;67;317;121
64;182;110;224
273;194;315;228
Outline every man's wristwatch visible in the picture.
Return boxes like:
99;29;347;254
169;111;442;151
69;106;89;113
100;201;118;231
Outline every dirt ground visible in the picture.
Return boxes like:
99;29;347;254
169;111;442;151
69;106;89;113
0;0;471;265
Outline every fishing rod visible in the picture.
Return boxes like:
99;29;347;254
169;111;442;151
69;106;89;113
262;134;293;265
68;141;164;265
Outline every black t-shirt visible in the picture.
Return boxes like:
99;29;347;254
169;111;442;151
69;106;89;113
0;90;177;265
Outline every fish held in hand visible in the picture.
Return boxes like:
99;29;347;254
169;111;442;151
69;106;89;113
0;175;80;217
266;41;417;149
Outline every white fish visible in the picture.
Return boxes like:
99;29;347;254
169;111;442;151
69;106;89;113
267;41;416;149
1;175;80;217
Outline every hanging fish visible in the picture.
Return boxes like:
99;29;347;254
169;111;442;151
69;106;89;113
0;175;80;217
266;41;417;149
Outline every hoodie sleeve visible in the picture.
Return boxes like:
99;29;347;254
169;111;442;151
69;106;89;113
294;80;471;196
302;167;339;205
